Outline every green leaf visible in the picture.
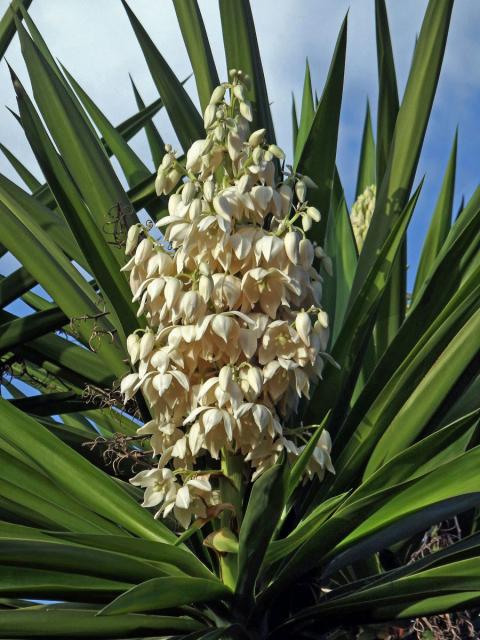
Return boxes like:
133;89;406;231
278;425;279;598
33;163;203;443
0;608;203;637
287;558;480;628
0;565;131;600
98;576;231;616
0;399;176;543
56;533;215;581
61;64;151;187
265;492;347;567
365;307;480;474
130;76;165;168
0;172;86;269
8;392;96;418
353;0;454;300
322;494;480;583
357;411;479;501
328;267;480;495
295;14;347;243
294;59;315;163
122;0;203;151
16;23;137;237
356;101;376;197
0;142;41;192
266;447;480;604
323;193;357;341
0;267;36;308
291;93;299;153
305;181;422;426
371;250;406;362
375;0;399;185
173;0;219;112
219;0;276;141
332;190;480;471
287;414;329;501
412;129;457;299
0;448;124;535
0;201;126;379
235;460;288;610
115;94;164;147
20;330;117;388
12;68;141;342
370;4;404;363
0;0;32;57
0;537;182;584
0;307;67;356
337;453;480;558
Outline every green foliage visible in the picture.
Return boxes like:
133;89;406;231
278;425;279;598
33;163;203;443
0;1;479;638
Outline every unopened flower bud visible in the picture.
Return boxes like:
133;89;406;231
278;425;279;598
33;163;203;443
189;198;202;220
139;331;155;359
299;238;314;268
237;174;251;193
317;309;329;328
154;171;166;196
252;146;263;164
248;128;266;147
147;277;165;301
296;312;312;345
209;84;226;104
125;224;141;254
181;291;202;322
126;333;141;364
233;84;246;101
182;181;196;205
284;231;300;264
198;274;213;302
135;238;153;265
160;153;173;170
296;180;307;203
164;277;182;308
227;131;243;161
165;168;182;194
279;184;293;215
203;104;217;129
268;144;285;160
203;180;215;202
239;100;253;122
302;215;312;232
306;206;321;222
214;123;225;142
121;372;139;402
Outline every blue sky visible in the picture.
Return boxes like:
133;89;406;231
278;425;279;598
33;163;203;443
0;0;479;288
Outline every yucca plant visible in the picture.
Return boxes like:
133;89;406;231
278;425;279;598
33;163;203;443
0;0;479;638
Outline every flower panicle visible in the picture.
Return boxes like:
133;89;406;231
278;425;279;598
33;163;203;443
351;184;376;251
120;71;334;529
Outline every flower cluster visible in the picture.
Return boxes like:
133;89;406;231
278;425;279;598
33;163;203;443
351;184;376;251
121;71;334;529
